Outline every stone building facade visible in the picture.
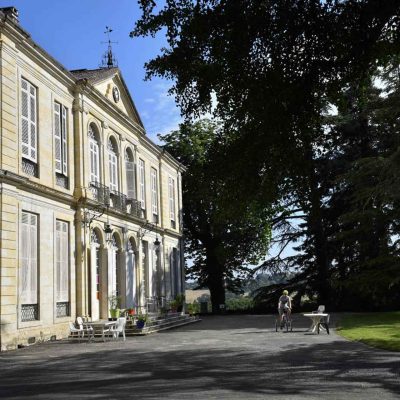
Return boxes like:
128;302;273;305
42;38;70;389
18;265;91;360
0;7;185;351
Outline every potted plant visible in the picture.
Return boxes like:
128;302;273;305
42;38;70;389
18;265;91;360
175;293;185;313
126;307;135;317
136;313;148;329
109;294;121;320
169;300;178;313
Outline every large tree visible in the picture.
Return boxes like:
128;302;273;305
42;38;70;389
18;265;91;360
160;120;273;312
132;0;400;308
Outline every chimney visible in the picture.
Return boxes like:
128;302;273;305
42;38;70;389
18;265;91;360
0;7;19;24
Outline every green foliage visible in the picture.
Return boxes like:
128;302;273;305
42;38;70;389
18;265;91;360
136;313;149;323
133;1;400;311
226;297;254;312
108;294;121;310
160;120;273;311
337;312;400;352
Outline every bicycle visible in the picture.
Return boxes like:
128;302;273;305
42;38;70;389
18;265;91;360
275;309;293;332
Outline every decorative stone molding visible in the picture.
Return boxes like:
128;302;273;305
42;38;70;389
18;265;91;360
102;121;109;129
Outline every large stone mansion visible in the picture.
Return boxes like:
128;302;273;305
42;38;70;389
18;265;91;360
0;7;185;351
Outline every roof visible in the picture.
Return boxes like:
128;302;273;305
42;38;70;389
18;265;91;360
70;67;119;83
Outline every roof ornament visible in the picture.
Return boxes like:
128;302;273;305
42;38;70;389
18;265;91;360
100;26;118;69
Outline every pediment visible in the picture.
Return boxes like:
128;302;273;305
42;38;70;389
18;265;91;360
71;68;143;128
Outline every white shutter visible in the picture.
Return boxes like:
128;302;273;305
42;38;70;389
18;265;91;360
61;106;68;175
126;161;135;199
21;212;38;305
109;152;118;192
21;79;37;162
139;159;145;209
56;220;69;302
169;177;176;221
89;138;100;183
54;103;62;173
151;168;158;215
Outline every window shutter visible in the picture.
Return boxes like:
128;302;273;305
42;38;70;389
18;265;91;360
139;159;145;209
29;84;37;162
20;214;30;304
29;214;38;304
61;106;68;175
21;212;38;305
21;82;30;158
126;161;135;199
89;138;100;183
54;103;62;173
56;220;69;302
151;168;158;215
21;79;37;162
169;177;176;221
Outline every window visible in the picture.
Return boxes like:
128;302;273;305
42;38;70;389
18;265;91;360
20;211;39;321
54;102;68;176
169;177;176;227
125;150;136;199
108;139;118;192
139;159;145;210
88;125;100;183
56;220;69;317
21;78;38;176
151;168;158;219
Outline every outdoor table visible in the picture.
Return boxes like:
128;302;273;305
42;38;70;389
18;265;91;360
83;320;117;342
303;313;328;333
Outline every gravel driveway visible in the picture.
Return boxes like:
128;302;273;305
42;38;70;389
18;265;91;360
0;314;399;399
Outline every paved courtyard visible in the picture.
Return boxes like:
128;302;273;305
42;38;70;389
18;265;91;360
0;314;399;399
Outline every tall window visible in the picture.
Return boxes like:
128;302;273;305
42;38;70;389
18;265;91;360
139;159;145;210
125;149;136;199
108;139;118;192
56;220;69;317
151;168;158;220
21;78;38;176
20;211;38;321
168;177;176;227
54;102;68;175
88;125;100;183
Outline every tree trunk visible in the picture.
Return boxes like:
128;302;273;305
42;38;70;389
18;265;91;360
205;250;226;313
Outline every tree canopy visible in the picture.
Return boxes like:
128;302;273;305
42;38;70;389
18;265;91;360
132;1;400;310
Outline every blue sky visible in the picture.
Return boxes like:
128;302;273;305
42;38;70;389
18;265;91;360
3;0;181;143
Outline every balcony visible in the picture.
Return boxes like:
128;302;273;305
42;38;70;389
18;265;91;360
110;190;127;213
127;198;143;218
89;181;110;205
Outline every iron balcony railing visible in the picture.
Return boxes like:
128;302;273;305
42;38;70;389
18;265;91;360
127;198;142;218
110;190;127;213
89;181;110;206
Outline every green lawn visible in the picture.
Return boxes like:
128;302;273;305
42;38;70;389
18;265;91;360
336;312;400;352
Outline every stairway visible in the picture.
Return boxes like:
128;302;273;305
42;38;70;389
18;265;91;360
125;313;201;336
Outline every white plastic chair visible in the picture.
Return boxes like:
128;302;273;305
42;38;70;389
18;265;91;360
110;317;127;341
313;305;325;314
69;322;84;342
76;316;94;340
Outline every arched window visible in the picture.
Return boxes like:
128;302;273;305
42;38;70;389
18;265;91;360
108;137;119;192
125;148;136;199
88;124;100;183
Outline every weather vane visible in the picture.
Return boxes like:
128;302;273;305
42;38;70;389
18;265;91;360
100;26;118;68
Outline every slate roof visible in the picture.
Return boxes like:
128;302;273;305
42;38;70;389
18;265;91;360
70;67;119;83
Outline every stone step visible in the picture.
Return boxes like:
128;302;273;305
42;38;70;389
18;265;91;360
126;314;200;336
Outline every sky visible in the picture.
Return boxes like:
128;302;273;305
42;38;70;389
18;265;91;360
2;0;181;143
